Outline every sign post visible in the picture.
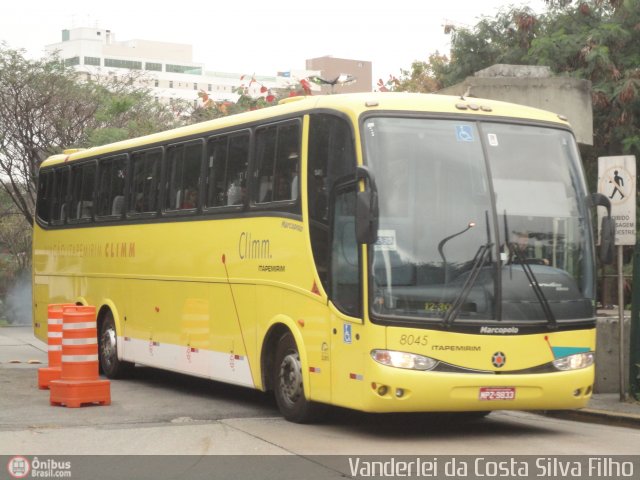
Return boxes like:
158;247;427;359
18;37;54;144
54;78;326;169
598;155;636;401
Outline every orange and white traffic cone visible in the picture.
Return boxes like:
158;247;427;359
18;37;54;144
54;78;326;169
38;304;73;389
49;305;111;408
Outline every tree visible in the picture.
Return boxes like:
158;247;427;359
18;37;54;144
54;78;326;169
0;189;30;273
391;0;640;176
188;74;314;123
378;53;449;93
84;71;182;145
0;186;31;324
0;45;180;225
529;0;640;162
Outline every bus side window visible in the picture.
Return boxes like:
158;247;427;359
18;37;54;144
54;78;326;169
165;141;203;211
273;123;300;202
253;125;277;203
130;149;161;214
330;183;361;317
206;135;229;207
164;146;181;210
69;166;81;221
225;133;249;206
96;155;128;218
36;170;53;224
308;113;356;292
69;162;96;221
50;167;70;225
252;121;300;205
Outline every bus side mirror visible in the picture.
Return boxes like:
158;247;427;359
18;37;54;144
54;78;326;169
591;193;616;265
356;190;379;244
355;166;379;244
600;216;616;265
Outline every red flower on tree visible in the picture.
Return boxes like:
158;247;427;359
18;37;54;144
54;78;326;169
300;79;312;95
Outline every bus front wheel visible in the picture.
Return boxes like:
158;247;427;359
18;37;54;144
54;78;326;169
273;332;324;423
99;312;134;378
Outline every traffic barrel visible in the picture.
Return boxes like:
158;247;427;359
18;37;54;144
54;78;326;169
37;303;73;389
49;305;111;408
60;305;99;380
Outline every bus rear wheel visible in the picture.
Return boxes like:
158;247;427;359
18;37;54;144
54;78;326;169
273;332;325;423
99;312;134;378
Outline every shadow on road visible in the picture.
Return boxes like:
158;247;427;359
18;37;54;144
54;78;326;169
125;366;556;438
124;365;279;417
319;408;555;438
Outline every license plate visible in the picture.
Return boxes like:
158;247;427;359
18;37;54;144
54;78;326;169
479;387;516;401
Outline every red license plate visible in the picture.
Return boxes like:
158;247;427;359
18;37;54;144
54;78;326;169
479;387;516;401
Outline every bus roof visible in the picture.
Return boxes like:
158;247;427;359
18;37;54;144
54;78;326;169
40;92;571;168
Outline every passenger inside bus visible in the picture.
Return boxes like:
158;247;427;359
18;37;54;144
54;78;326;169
181;189;197;209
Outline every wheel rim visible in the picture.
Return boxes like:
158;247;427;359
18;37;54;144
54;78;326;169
100;325;117;370
278;350;303;407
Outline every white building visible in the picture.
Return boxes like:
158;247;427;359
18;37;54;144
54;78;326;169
45;27;318;106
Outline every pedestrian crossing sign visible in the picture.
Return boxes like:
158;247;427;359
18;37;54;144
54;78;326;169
598;155;636;246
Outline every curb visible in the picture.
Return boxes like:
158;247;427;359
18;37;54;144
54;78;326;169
542;408;640;430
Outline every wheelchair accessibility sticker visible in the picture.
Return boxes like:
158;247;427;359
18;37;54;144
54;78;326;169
455;125;475;142
343;323;352;344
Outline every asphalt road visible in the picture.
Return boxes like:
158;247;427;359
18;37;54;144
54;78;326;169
2;324;640;480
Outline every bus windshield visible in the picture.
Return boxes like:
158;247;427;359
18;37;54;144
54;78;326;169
364;117;595;324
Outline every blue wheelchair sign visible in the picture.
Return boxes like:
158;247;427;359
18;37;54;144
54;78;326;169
455;125;475;142
343;324;352;344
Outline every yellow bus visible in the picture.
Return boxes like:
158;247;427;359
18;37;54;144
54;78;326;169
33;92;614;422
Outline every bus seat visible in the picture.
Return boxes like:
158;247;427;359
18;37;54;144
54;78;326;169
259;178;272;203
77;201;93;219
111;196;124;216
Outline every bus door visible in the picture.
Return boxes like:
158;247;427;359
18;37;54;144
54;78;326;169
307;112;362;407
328;182;367;409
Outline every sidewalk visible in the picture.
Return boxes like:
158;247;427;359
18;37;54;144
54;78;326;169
0;325;47;366
1;325;639;428
544;393;640;429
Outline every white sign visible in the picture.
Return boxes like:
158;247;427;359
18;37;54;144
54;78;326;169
374;229;397;251
598;155;636;245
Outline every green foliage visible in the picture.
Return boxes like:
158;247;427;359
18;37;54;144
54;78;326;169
0;188;30;272
0;186;31;322
0;46;180;224
387;53;449;93
393;0;640;179
82;74;181;146
87;127;132;147
438;7;540;87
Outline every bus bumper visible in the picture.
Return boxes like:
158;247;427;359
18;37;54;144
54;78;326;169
359;362;595;413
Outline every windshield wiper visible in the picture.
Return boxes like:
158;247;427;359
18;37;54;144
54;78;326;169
503;211;557;329
508;244;557;329
443;243;492;328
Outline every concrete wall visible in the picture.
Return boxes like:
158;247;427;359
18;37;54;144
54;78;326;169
438;64;593;146
595;315;630;393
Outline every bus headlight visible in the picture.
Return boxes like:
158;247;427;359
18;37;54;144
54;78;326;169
552;352;595;371
371;350;438;371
